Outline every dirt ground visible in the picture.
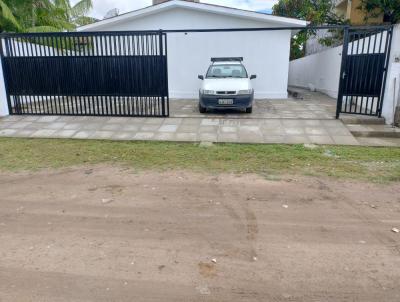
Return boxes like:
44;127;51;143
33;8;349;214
0;166;399;302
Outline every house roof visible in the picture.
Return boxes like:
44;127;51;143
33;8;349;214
78;0;307;31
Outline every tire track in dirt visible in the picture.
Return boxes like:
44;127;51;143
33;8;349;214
207;176;258;262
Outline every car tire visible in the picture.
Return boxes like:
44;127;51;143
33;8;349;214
199;104;207;113
245;106;253;114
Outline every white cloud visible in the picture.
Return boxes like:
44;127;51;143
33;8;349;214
75;0;277;19
87;0;151;19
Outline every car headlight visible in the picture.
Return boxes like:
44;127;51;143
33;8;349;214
237;89;253;95
202;90;216;95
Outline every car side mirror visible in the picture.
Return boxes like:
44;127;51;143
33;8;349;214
198;75;204;80
250;75;257;80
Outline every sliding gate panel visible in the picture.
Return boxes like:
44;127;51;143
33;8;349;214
0;32;169;117
336;26;393;118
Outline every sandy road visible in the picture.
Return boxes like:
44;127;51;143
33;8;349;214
0;166;399;301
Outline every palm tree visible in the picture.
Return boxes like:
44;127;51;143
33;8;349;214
54;0;95;27
0;0;94;33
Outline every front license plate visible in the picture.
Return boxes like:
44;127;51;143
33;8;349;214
218;99;234;105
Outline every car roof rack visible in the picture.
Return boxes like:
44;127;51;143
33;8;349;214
211;57;243;63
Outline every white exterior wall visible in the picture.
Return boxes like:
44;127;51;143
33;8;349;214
288;45;342;98
382;24;400;125
85;7;292;99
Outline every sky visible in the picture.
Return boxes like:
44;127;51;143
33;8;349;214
76;0;276;20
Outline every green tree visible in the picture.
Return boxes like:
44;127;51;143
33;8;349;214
273;0;345;59
0;0;95;33
53;0;96;27
358;0;400;24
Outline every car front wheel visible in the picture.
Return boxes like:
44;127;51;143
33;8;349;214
245;106;253;113
199;103;206;113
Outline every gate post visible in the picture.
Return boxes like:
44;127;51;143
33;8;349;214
0;39;9;117
336;26;349;119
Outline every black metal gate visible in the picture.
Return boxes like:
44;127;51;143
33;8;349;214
0;31;169;117
336;26;393;118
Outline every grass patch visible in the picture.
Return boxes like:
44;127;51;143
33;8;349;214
0;137;399;182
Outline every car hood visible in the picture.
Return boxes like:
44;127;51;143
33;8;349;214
202;78;251;92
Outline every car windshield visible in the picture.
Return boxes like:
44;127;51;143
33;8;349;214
206;64;248;78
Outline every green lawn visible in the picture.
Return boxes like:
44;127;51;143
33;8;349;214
0;137;399;182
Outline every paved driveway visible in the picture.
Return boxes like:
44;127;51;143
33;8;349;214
170;91;336;119
0;90;361;145
0;114;358;145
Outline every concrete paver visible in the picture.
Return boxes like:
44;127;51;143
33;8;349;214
355;137;400;147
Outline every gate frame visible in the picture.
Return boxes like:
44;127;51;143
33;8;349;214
335;25;394;119
0;30;170;117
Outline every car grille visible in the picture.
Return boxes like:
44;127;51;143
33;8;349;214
216;91;236;95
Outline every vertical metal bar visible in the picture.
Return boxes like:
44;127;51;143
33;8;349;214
352;33;361;113
34;36;39;56
26;95;33;114
367;30;379;115
20;95;25;114
54;35;61;115
35;95;41;115
73;95;78;115
127;35;132;56
364;31;376;114
370;30;384;115
336;27;349;119
21;37;27;57
357;32;367;114
28;36;34;57
38;36;43;57
346;31;355;112
15;37;22;56
113;34;117;56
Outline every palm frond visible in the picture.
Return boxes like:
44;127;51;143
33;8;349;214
54;0;71;11
0;0;21;30
25;25;61;32
71;0;93;18
74;15;97;26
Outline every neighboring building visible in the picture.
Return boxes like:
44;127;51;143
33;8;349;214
79;0;306;99
305;0;385;55
334;0;383;24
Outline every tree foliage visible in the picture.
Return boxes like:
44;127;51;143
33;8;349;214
0;0;20;30
358;0;400;24
273;0;346;59
0;0;95;33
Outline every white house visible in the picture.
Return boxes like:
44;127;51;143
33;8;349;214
79;0;307;99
